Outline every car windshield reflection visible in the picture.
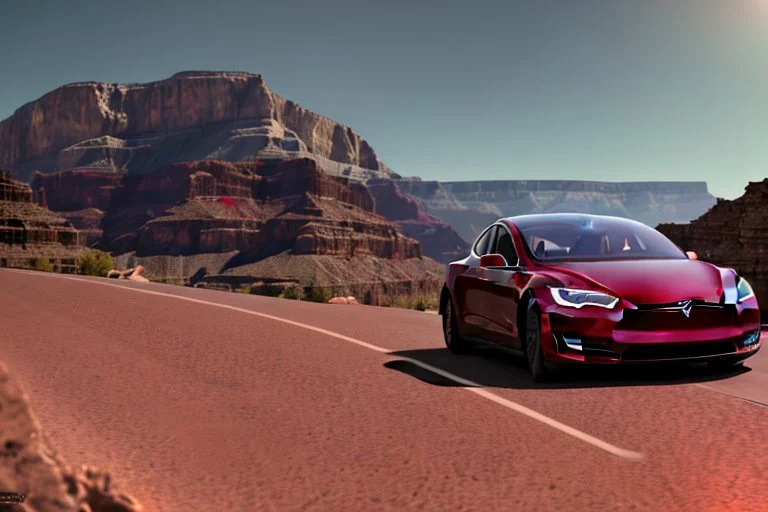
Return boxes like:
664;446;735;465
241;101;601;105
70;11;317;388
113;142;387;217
516;216;687;261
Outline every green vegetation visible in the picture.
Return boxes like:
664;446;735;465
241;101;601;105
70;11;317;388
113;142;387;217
243;279;439;311
249;284;284;297
247;281;338;303
33;256;53;272
78;251;114;277
278;283;306;301
380;292;439;312
306;286;335;304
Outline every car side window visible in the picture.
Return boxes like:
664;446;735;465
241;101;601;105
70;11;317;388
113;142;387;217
473;226;496;256
495;228;519;266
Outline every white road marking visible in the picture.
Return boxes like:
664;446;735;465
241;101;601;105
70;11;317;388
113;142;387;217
3;270;645;461
398;357;645;461
694;383;768;409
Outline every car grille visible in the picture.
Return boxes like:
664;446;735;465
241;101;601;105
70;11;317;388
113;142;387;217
621;340;736;361
619;301;736;331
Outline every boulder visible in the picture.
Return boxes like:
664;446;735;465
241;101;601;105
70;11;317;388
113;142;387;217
0;360;142;511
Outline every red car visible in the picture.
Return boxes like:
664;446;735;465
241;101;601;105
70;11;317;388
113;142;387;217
439;214;761;380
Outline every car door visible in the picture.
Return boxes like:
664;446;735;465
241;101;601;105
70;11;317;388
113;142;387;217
481;224;525;349
453;225;497;339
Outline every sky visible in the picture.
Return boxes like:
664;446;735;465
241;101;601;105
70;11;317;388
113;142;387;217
1;0;766;199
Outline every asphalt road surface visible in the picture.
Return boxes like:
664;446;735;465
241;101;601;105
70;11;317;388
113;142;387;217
1;269;766;511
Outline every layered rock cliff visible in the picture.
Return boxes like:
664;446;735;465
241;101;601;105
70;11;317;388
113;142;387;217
0;71;394;182
1;71;721;269
367;179;469;263
0;170;89;271
657;179;768;315
28;158;441;293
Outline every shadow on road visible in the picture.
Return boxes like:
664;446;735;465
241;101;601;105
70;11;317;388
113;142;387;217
385;344;751;390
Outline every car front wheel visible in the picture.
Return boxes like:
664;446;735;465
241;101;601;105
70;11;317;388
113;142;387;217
525;300;550;381
443;298;471;354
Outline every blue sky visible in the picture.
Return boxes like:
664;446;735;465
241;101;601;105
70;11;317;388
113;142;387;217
1;0;766;198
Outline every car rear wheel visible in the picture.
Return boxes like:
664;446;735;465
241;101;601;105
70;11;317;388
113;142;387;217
525;300;550;381
443;298;471;354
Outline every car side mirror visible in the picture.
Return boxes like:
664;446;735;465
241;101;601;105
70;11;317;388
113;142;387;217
686;251;698;260
479;254;507;268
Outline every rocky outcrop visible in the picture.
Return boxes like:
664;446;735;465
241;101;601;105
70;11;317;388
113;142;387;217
84;158;389;257
31;169;122;212
0;360;142;511
0;72;393;182
0;170;89;271
27;158;437;292
657;179;768;315
107;265;149;281
367;179;469;263
397;178;717;245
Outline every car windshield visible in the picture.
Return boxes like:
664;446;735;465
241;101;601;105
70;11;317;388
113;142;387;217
516;216;687;261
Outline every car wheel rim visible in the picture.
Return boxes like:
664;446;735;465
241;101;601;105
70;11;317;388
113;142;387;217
526;311;539;368
444;303;452;346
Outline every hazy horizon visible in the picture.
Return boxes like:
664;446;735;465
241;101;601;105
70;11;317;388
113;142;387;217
1;0;766;199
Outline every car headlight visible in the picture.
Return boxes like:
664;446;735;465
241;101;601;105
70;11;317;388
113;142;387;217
736;276;755;303
550;287;619;309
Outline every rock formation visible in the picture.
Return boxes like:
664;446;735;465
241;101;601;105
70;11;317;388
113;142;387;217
397;178;717;245
27;158;442;299
657;179;768;315
0;72;395;183
0;170;89;271
0;359;142;511
366;179;469;263
1;70;724;275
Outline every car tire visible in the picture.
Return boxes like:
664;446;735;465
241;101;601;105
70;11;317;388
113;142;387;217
525;300;550;382
443;298;471;354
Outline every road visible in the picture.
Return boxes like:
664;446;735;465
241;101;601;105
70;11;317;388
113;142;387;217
0;269;766;511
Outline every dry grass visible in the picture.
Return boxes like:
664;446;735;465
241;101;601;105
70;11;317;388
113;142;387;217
379;291;439;312
244;281;440;311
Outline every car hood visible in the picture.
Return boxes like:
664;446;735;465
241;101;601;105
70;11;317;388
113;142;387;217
543;259;725;305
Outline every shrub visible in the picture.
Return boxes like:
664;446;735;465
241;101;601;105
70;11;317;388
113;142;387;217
34;256;53;272
381;292;439;311
279;283;306;301
307;286;335;304
249;284;283;297
78;251;114;277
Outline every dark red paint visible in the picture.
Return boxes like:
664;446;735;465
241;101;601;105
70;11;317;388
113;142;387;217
441;214;761;366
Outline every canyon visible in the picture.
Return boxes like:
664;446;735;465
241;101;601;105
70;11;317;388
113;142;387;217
397;178;717;245
0;71;723;298
28;158;447;300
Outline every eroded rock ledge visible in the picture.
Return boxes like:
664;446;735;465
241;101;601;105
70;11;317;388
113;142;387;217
658;178;768;315
0;360;142;512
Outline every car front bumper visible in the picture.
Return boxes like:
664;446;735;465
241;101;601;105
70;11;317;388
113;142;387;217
537;295;762;365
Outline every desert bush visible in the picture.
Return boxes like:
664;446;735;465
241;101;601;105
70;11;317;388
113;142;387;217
279;283;306;301
306;286;335;304
249;284;283;297
34;256;53;272
381;292;439;311
78;251;114;277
